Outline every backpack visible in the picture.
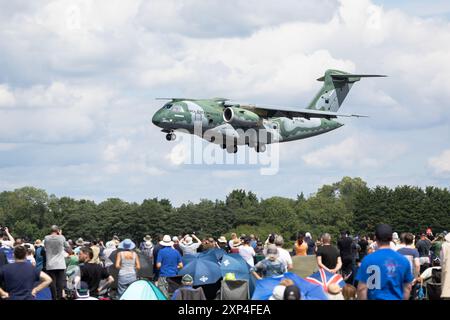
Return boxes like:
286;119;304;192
141;246;153;259
431;268;441;284
261;259;284;277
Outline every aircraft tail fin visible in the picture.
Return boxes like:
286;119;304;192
307;69;386;112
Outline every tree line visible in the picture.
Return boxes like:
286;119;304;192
0;177;449;244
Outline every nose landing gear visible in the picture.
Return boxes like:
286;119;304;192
166;132;176;141
226;145;238;154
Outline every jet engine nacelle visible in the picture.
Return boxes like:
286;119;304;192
223;107;260;128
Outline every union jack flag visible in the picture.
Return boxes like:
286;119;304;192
305;268;346;292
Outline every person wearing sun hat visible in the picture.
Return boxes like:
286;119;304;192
105;235;120;249
230;238;242;254
139;235;154;259
251;244;286;280
115;239;140;297
179;233;202;256
217;236;228;251
172;236;184;256
73;238;85;256
156;235;183;298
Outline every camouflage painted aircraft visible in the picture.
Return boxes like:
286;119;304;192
152;69;385;153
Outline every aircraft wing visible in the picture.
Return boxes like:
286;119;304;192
233;104;368;119
156;97;229;102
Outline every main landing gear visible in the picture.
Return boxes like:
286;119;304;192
221;144;238;154
255;144;266;153
220;143;266;153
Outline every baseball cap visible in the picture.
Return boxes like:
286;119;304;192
375;224;393;242
224;273;236;281
284;285;301;300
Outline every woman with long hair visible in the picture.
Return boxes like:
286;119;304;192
115;239;140;297
294;233;308;256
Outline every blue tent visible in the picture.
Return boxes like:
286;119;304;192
251;272;328;300
120;280;167;300
180;252;222;286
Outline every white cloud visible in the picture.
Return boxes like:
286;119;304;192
136;0;338;38
0;85;15;107
103;138;131;162
429;149;450;174
166;144;189;166
301;135;407;169
0;82;114;143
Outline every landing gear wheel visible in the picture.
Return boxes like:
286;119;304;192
256;144;266;153
221;144;227;149
166;133;176;141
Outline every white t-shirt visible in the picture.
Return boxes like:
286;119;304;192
420;266;441;281
27;255;36;266
276;247;293;272
239;245;255;267
179;242;200;255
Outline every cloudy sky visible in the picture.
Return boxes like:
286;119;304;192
0;0;449;205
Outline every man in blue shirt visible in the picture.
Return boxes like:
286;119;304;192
356;224;414;300
156;235;183;298
397;233;420;278
0;246;52;300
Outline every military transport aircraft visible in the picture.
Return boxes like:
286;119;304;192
152;69;385;153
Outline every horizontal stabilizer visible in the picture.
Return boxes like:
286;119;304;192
317;74;387;81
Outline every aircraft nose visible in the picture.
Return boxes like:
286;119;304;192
152;112;161;126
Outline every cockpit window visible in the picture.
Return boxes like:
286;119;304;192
164;103;173;109
172;105;183;112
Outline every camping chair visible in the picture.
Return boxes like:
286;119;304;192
174;287;207;300
65;265;81;300
74;281;99;300
423;268;442;300
97;279;112;299
220;279;250;300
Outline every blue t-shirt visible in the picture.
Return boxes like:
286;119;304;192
355;248;414;300
157;247;182;277
0;262;40;300
35;247;45;271
1;247;15;264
